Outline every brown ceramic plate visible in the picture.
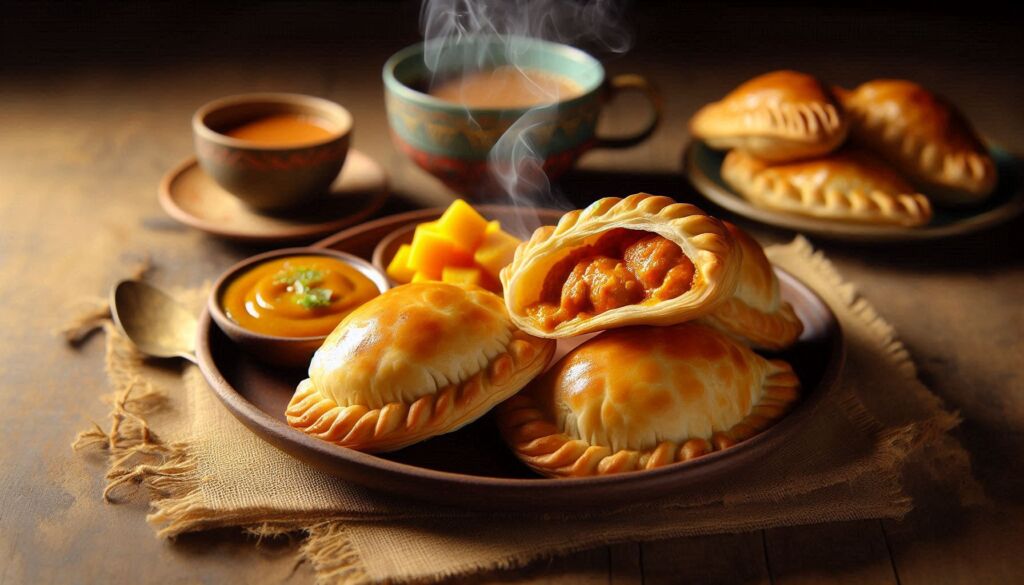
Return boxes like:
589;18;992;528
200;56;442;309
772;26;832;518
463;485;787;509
685;140;1024;242
195;206;844;510
159;149;388;244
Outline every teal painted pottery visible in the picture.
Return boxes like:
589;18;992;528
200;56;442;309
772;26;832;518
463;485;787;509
383;37;661;196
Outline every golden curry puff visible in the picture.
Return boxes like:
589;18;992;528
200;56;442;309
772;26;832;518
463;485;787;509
496;323;800;477
837;79;996;206
690;70;848;163
286;282;555;452
500;193;742;339
699;223;803;350
722;148;933;227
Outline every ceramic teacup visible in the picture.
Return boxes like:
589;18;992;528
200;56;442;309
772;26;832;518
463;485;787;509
193;93;353;212
383;37;662;196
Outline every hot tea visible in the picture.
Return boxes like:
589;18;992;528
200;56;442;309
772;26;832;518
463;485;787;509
429;66;582;108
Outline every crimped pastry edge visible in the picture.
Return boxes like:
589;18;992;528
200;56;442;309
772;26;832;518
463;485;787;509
699;296;804;351
500;193;742;338
721;150;933;227
286;329;555;453
496;359;800;477
693;99;847;143
843;97;997;204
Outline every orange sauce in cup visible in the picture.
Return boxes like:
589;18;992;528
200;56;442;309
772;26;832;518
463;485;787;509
225;114;336;146
222;255;379;337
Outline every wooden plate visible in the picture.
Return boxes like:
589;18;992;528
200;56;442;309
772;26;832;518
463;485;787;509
195;206;845;510
158;150;388;244
685;141;1024;242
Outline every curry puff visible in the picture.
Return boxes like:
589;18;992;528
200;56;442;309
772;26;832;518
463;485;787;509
721;148;933;227
690;70;848;163
286;282;555;452
837;79;996;206
496;323;800;477
699;222;803;350
501;194;742;338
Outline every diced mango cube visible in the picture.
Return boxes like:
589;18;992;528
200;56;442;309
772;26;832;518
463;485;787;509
474;223;522;279
411;271;433;283
386;244;416;284
436;199;489;250
408;223;473;279
441;266;485;288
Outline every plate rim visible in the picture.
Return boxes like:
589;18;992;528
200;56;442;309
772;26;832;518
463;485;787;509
684;140;1024;243
196;213;847;509
157;152;389;244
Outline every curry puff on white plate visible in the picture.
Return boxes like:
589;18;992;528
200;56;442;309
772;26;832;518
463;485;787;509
286;282;555;452
496;323;801;477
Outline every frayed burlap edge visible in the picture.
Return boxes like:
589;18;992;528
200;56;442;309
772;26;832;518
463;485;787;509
770;237;982;506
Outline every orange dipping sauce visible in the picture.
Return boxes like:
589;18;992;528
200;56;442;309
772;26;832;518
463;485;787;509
223;255;380;337
225;114;336;146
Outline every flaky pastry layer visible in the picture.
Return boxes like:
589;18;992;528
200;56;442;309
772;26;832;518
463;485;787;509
837;79;996;206
722;148;933;227
497;325;800;477
698;223;803;350
501;193;741;338
287;328;554;452
691;70;848;162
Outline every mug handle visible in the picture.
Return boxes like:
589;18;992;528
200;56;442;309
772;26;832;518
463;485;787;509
593;74;663;150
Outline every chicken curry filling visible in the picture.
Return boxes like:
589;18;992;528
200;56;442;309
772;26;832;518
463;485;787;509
527;229;697;330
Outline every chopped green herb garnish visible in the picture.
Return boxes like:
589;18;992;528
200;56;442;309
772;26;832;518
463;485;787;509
273;266;324;289
295;287;333;309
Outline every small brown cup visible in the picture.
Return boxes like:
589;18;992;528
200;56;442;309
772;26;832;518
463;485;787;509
208;247;388;369
193;93;353;212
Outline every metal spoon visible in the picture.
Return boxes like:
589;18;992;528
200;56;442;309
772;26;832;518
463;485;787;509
110;280;199;364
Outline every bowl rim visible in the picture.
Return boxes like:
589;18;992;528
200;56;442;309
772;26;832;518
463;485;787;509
193;92;354;152
382;36;606;115
207;246;390;345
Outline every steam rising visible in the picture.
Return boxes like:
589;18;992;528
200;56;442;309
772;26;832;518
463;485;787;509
420;0;632;224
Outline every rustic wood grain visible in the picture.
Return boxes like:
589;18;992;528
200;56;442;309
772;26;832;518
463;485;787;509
765;521;898;585
2;1;1022;583
642;532;771;585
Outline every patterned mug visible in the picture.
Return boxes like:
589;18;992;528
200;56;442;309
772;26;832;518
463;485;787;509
383;37;662;197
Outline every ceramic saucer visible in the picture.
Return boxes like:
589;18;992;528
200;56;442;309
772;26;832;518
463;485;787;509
159;149;388;244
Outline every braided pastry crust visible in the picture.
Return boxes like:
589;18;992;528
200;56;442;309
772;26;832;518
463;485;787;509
722;148;933;227
287;283;555;452
496;323;800;477
690;70;848;163
837;79;996;206
501;193;741;339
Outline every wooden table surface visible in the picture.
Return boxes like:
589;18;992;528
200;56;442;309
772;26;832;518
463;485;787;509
2;2;1022;583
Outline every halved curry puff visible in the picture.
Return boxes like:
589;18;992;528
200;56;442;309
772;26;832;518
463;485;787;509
496;323;800;477
501;194;742;338
287;282;556;452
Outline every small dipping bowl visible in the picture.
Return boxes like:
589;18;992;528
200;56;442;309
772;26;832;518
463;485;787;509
209;247;389;369
193;93;353;212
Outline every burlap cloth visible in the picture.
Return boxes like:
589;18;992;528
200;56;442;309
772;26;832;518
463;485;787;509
69;237;979;584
